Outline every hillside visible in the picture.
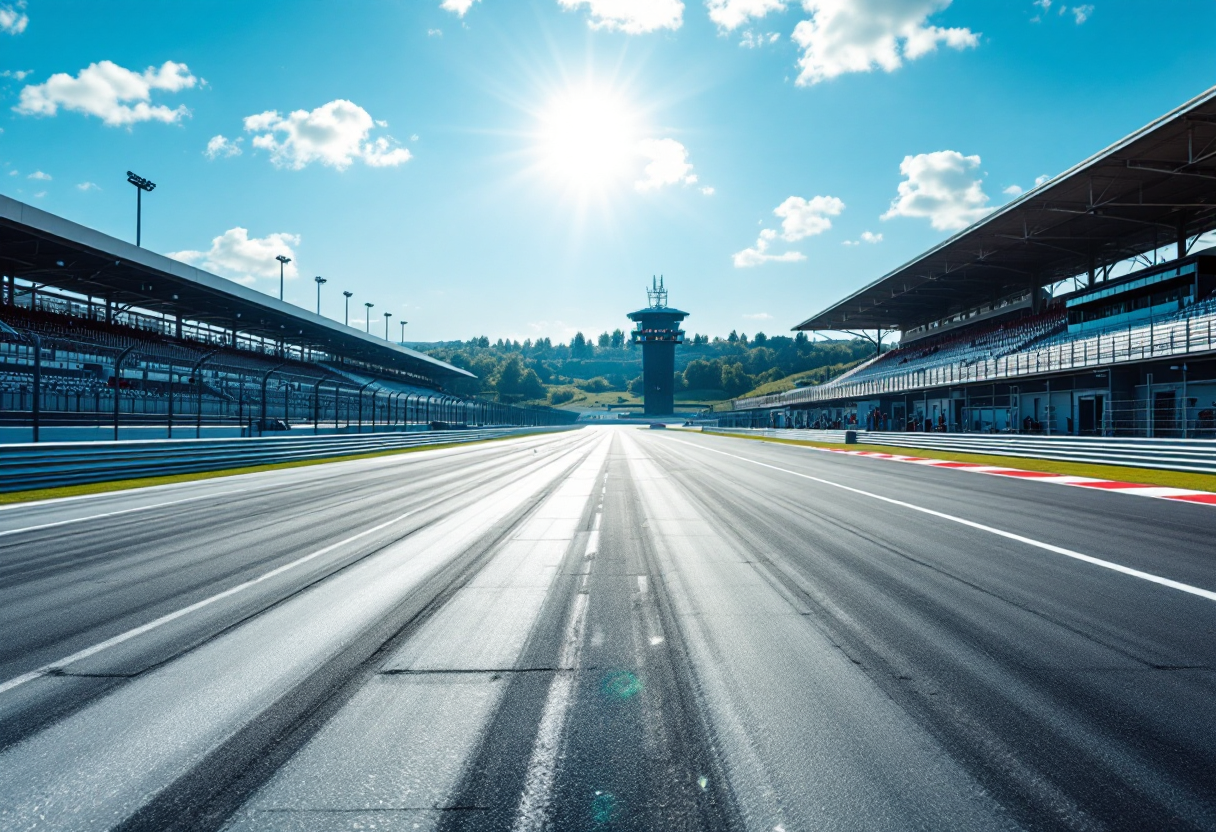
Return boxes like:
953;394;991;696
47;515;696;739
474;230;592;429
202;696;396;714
417;329;875;412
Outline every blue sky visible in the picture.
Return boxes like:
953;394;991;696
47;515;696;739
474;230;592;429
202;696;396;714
2;0;1214;342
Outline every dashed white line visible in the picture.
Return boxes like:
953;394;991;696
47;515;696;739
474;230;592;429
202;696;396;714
668;437;1216;604
512;590;591;831
511;506;601;831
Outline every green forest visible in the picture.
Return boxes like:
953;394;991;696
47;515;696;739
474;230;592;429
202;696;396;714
421;329;875;411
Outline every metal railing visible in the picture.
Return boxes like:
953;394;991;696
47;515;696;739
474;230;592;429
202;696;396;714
0;425;579;492
735;306;1216;410
703;427;1216;475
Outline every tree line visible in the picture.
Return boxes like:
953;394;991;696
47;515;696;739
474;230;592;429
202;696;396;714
423;330;874;405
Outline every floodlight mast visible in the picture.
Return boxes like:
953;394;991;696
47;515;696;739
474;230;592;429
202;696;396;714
399;320;407;343
343;291;353;326
314;276;326;314
364;302;374;333
126;171;156;247
276;255;292;301
384;311;392;340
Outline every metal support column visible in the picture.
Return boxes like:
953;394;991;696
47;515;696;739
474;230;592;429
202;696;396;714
113;345;135;441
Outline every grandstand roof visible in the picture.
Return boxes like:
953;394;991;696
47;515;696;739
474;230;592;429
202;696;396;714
796;85;1216;332
0;195;473;380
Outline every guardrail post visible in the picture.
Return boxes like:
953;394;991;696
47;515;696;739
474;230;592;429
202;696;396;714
167;360;174;439
356;381;374;434
313;377;325;435
193;350;218;439
259;362;287;436
112;345;135;441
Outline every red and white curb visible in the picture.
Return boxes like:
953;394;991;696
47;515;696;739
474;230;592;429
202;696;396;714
818;448;1216;507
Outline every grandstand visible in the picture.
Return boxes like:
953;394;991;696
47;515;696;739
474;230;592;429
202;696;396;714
723;85;1216;439
0;195;574;442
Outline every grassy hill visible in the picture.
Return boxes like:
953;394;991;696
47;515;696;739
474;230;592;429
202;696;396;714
417;331;876;413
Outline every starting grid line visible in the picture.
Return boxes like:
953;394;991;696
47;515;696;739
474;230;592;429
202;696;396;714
822;448;1216;506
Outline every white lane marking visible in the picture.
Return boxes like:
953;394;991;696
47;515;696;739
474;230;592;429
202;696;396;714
637;575;648;594
512;517;600;830
593;512;602;530
586;527;600;557
512;591;590;832
0;508;417;697
0;490;248;539
667;437;1216;604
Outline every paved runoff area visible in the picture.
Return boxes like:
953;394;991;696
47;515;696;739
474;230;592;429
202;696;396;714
1;425;1214;831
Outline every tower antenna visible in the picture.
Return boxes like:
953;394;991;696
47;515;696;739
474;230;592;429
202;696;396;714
646;274;668;309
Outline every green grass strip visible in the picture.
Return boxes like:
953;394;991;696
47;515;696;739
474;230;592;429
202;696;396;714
703;431;1216;494
0;434;527;505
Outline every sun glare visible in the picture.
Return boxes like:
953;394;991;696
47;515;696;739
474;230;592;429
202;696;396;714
537;86;639;192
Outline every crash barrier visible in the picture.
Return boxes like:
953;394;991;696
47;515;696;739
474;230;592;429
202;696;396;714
0;425;580;492
702;428;1216;475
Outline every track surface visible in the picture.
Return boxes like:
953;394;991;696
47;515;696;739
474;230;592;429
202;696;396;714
1;426;1214;831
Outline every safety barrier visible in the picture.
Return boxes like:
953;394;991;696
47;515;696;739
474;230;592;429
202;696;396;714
702;428;1216;474
0;425;580;492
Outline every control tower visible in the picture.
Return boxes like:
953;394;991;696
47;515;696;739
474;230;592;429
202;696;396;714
627;276;688;416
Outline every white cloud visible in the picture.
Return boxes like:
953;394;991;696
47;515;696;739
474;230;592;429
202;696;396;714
205;134;243;159
440;0;478;14
733;232;806;267
27;170;49;180
15;60;196;126
882;150;991;231
707;0;785;31
635;138;698;191
0;69;31;80
76;181;100;191
792;0;978;86
842;230;882;246
169;228;301;284
32;190;45;198
701;186;715;196
841;228;880;245
1072;4;1093;23
0;3;28;35
1008;174;1050;195
740;29;781;47
427;28;443;36
774;194;845;240
557;0;684;34
244;100;412;170
743;312;773;320
733;195;842;267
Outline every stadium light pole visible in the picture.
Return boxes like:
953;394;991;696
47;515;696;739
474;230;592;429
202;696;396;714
399;320;407;343
126;171;156;247
364;302;374;333
276;255;291;301
384;311;392;340
343;291;353;326
314;276;326;315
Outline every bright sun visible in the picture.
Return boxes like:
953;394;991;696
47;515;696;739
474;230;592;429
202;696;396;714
537;86;639;192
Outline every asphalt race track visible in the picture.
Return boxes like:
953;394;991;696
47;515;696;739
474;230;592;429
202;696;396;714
1;425;1214;831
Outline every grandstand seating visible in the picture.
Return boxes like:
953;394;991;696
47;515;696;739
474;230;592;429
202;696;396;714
831;309;1067;387
737;292;1216;412
0;302;442;429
